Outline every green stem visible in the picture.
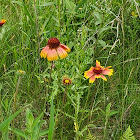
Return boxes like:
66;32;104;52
89;80;97;122
103;116;108;140
43;61;54;113
61;87;67;140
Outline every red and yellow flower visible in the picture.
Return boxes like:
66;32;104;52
62;75;72;85
62;77;72;86
0;19;6;26
84;60;113;83
40;37;70;61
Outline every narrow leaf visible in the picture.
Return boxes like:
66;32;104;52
0;108;23;131
32;112;44;128
108;111;118;118
65;0;76;14
39;129;49;137
9;127;28;139
38;2;55;6
106;103;111;114
22;1;35;25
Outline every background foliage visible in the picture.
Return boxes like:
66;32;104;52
0;0;139;139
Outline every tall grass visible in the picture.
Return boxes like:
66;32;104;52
0;0;139;139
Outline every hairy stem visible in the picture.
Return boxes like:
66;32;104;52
43;61;54;113
89;80;97;122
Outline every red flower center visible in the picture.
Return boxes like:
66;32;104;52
63;78;72;85
47;38;60;49
93;66;103;74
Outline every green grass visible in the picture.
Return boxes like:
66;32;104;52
0;0;139;139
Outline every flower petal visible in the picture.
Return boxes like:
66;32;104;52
96;60;100;67
57;47;68;59
105;66;112;69
0;19;6;26
84;67;94;79
95;74;101;79
40;46;49;58
101;75;107;81
47;48;58;61
102;68;113;76
89;75;96;83
60;44;71;52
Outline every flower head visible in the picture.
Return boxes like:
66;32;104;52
0;19;6;26
40;37;70;61
17;70;26;75
84;60;113;83
62;75;72;86
131;11;138;17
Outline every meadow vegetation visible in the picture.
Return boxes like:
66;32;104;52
0;0;139;139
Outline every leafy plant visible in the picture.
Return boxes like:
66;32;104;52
100;103;118;139
120;126;136;140
0;107;23;140
0;0;139;139
9;108;49;140
86;129;97;140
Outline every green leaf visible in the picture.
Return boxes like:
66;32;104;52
108;111;118;118
98;40;106;47
32;112;43;128
86;129;97;140
106;103;111;114
35;75;44;84
99;26;114;34
39;129;49;137
0;83;2;92
93;11;102;25
66;92;76;107
75;0;87;12
93;11;101;19
12;1;23;7
60;111;75;120
22;1;35;25
65;0;76;14
9;127;28;139
0;50;9;71
120;126;136;140
0;108;23;131
99;107;105;115
26;108;34;127
38;2;55;6
79;124;96;136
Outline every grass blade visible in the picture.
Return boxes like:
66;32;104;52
0;108;23;131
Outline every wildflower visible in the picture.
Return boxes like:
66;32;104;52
0;19;6;26
40;37;70;61
17;70;25;74
131;11;138;17
84;60;113;83
62;75;72;86
62;77;72;86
